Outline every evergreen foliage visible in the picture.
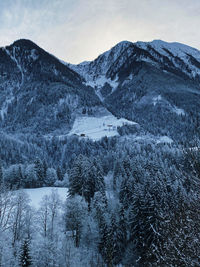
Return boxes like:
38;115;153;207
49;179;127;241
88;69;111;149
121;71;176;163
19;239;32;267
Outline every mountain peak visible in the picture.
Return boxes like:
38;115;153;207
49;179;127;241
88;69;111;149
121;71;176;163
10;39;40;50
114;40;132;48
136;39;200;58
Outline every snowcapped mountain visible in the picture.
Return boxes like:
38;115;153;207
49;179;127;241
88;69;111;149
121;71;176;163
1;38;200;143
69;39;200;87
68;39;200;141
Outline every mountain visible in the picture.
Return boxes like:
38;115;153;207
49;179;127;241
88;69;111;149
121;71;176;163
1;38;200;145
0;39;102;134
69;40;200;89
69;40;200;142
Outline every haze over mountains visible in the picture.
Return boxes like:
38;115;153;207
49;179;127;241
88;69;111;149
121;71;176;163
0;38;200;164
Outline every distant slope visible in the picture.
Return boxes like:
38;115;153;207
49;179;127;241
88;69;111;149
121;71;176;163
68;40;200;141
0;39;103;134
1;38;200;143
69;40;200;87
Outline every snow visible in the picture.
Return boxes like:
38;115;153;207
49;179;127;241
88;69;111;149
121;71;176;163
137;40;200;78
22;187;68;209
151;95;185;116
68;39;200;99
137;39;200;61
69;114;137;141
0;96;15;120
85;75;118;89
153;95;162;106
172;106;185;116
84;75;119;101
29;49;39;61
122;134;173;144
157;136;173;144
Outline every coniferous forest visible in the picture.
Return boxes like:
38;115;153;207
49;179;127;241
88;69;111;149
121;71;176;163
0;32;200;266
0;134;200;266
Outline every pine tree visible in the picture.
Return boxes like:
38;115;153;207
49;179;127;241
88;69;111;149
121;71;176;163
68;155;87;197
19;239;32;267
127;180;169;266
0;161;3;187
113;206;127;264
113;160;123;191
162;187;200;266
17;165;23;189
98;213;114;267
69;155;106;208
34;158;44;187
93;158;105;193
42;160;47;182
56;166;63;181
119;175;134;210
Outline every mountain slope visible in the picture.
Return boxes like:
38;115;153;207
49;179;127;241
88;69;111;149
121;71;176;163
69;40;200;87
68;40;200;142
1;38;200;143
0;39;103;134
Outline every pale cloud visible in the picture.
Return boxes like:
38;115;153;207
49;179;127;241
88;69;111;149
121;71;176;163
0;0;199;63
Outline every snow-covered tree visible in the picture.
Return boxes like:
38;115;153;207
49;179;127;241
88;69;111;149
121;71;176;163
19;238;32;267
45;168;57;186
34;158;45;187
65;196;88;247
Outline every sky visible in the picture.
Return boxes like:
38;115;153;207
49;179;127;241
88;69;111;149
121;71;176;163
0;0;200;64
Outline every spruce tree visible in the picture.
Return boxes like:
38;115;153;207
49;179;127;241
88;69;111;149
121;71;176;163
127;180;168;266
19;239;32;267
69;155;106;207
56;166;63;181
113;160;123;191
0;161;3;187
34;158;44;187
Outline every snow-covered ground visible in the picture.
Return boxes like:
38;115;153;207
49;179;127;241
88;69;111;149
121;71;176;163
156;136;173;144
22;187;68;209
69;115;137;141
172;106;185;116
122;134;173;144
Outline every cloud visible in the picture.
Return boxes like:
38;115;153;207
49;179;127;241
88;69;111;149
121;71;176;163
0;0;200;63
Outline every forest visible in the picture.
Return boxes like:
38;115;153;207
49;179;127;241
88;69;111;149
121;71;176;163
1;35;200;266
0;135;200;266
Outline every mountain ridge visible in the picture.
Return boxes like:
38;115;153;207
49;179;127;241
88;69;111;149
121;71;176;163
65;39;200;143
68;39;200;84
0;38;104;134
0;38;200;144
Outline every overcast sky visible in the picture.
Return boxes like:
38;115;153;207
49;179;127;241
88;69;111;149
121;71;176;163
0;0;200;63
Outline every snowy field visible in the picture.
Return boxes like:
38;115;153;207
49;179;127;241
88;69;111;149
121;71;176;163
69;115;137;141
22;187;68;209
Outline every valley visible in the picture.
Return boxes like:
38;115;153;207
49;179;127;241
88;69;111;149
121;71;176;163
0;38;200;266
